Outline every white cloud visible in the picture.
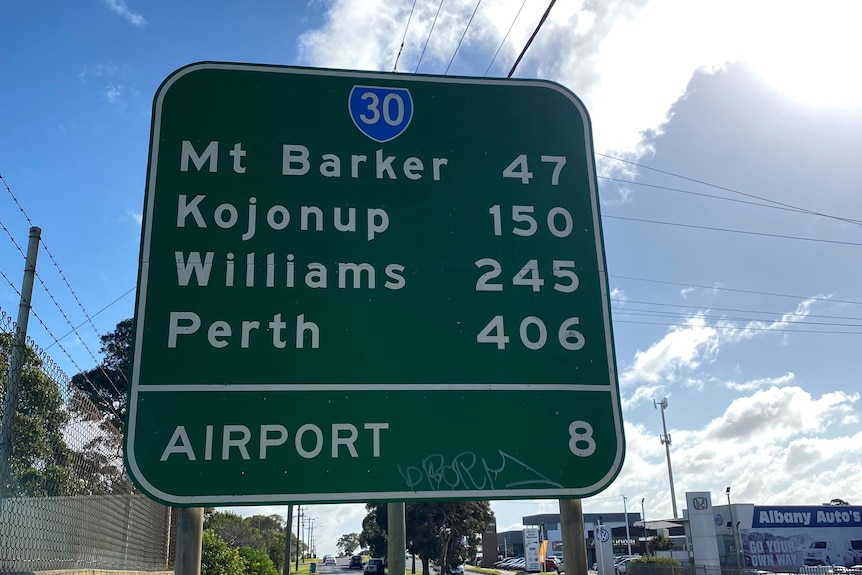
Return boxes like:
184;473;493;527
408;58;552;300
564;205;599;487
619;298;825;398
720;297;823;343
298;0;861;163
102;82;125;106
125;209;143;225
722;372;796;392
620;313;718;386
610;287;627;304
102;0;146;27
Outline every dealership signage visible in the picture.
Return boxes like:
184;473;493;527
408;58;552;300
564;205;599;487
743;506;862;570
126;62;624;506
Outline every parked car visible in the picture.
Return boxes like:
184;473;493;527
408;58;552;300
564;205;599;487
364;558;385;575
350;556;363;569
615;558;636;575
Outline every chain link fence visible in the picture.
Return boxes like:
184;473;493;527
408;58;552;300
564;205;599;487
0;308;172;572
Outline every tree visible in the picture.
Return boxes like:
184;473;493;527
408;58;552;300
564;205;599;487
360;505;388;559
649;534;674;550
361;501;494;574
202;530;246;575
337;533;362;556
407;502;493;573
205;511;264;549
0;332;81;496
246;514;288;571
70;318;132;430
239;546;279;575
202;510;300;572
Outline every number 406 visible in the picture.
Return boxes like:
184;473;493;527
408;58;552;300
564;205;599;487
477;316;585;350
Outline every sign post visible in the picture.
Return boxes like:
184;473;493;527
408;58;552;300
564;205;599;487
126;62;624;506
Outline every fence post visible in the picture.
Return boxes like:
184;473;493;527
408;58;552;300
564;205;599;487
0;226;41;495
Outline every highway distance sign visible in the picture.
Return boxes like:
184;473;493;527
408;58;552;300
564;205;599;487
126;62;625;506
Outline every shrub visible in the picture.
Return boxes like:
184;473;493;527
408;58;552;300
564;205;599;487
203;529;247;575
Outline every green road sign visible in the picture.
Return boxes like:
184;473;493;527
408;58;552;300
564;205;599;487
126;62;624;506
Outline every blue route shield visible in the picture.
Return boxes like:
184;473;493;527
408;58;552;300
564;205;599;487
348;85;414;143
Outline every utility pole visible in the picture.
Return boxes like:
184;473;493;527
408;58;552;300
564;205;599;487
0;226;40;496
654;398;678;518
283;506;293;575
308;518;316;558
559;499;588;575
295;506;302;570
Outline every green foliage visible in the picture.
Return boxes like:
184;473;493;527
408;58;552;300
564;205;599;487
206;511;265;549
649;535;674;550
337;533;362;556
629;555;682;575
408;501;493;569
203;510;298;572
245;514;288;571
0;332;80;496
70;318;132;430
202;529;247;575
362;501;494;574
240;546;279;575
360;506;388;559
634;556;680;565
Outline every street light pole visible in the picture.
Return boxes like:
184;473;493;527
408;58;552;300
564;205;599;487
654;398;678;518
623;496;632;556
640;499;648;556
726;487;742;575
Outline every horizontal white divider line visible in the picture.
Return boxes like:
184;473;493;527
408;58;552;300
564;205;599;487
136;383;612;392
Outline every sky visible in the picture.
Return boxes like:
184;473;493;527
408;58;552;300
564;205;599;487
2;0;862;559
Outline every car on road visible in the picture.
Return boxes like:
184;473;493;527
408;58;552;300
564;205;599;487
324;556;337;566
350;556;363;569
449;565;465;575
615;557;639;575
364;558;385;575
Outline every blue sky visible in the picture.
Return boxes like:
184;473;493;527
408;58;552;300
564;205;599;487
2;0;862;558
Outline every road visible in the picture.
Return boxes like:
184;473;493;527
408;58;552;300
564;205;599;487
315;557;429;575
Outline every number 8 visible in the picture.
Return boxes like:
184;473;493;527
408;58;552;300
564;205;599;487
568;420;596;457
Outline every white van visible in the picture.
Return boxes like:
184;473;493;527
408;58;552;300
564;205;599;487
803;541;844;566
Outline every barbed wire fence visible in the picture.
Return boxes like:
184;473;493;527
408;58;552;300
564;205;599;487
0;308;173;573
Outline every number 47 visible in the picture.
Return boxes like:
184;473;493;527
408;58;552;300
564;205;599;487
503;154;567;185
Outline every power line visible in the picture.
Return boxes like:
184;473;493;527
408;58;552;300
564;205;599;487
508;0;557;78
445;0;483;75
393;0;419;72
603;214;862;247
612;298;862;322
597;153;862;227
598;176;815;218
614;318;862;336
0;268;124;422
414;0;446;74
610;274;862;306
46;287;135;350
484;0;528;76
0;172;128;394
612;307;862;329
